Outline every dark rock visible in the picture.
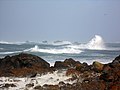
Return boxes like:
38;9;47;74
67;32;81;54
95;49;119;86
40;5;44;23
34;85;43;90
54;58;81;69
59;81;65;87
111;55;120;68
0;53;51;77
30;73;37;78
26;83;34;88
2;83;16;88
99;55;120;90
54;61;68;69
66;68;80;77
43;84;60;90
75;62;91;73
92;61;104;72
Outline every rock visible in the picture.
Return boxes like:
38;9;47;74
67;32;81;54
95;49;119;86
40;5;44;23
54;58;81;69
0;53;51;77
109;82;120;90
54;61;68;69
34;85;43;90
99;56;120;90
75;62;91;73
43;84;60;90
30;73;37;78
113;55;120;63
26;83;34;88
59;81;65;87
92;61;104;72
80;80;105;90
66;68;80;78
2;83;16;88
0;53;50;69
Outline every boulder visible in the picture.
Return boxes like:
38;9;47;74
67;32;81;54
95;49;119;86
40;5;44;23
66;68;80;77
75;62;91;73
92;61;104;72
0;53;51;77
54;58;81;69
34;85;43;90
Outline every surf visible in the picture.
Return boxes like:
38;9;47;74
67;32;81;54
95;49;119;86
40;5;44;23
24;45;82;54
67;35;105;50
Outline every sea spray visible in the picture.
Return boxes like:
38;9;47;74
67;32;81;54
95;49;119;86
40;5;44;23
67;35;105;50
87;35;105;50
26;45;82;54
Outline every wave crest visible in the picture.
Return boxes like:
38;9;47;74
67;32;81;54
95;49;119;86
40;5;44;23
87;35;105;50
67;35;105;50
25;45;82;54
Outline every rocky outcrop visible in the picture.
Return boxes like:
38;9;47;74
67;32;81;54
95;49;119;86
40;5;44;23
92;61;104;72
54;58;81;69
0;53;51;77
99;55;120;90
0;53;120;90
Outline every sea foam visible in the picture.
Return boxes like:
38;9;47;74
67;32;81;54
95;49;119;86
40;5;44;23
67;35;105;50
0;70;75;90
25;45;82;54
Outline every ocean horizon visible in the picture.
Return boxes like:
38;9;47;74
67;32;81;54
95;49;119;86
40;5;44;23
0;35;120;66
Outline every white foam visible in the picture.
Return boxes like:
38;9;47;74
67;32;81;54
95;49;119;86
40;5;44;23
87;35;105;50
0;70;75;90
67;35;105;50
25;45;82;54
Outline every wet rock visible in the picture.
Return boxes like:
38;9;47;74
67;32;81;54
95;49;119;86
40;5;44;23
59;81;65;87
92;61;104;72
66;68;80;79
26;83;34;88
112;55;120;64
109;81;120;90
54;61;68;69
75;62;91;73
54;58;81;69
80;80;105;90
34;85;43;90
0;53;51;77
43;84;60;90
2;83;16;88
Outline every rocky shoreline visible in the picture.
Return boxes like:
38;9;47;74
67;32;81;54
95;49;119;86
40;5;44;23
0;53;120;90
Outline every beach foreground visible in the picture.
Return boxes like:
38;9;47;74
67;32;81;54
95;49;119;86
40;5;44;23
0;53;120;90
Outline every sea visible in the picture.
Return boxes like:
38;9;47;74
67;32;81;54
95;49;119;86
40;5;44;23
0;35;120;66
0;35;120;90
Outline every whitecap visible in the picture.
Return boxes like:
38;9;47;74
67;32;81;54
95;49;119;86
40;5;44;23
24;45;82;54
67;35;106;50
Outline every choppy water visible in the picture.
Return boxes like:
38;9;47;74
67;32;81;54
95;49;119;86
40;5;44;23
0;35;120;65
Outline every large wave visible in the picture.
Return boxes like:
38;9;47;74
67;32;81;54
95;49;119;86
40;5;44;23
23;35;105;54
24;45;82;54
67;35;105;50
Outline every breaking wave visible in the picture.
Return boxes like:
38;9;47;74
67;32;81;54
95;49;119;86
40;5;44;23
67;35;105;50
24;45;82;54
23;35;105;54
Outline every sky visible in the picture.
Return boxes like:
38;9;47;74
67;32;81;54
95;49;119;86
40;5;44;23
0;0;120;43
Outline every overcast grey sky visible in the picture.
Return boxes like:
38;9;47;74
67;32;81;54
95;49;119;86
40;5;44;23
0;0;120;42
